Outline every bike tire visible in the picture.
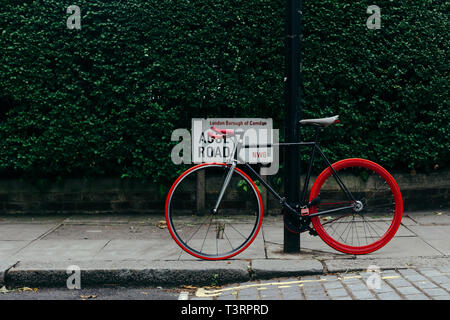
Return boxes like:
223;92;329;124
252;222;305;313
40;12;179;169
165;163;263;260
309;158;403;255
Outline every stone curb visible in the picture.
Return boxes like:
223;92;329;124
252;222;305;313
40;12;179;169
3;257;449;288
0;260;17;286
3;260;326;288
4;260;250;288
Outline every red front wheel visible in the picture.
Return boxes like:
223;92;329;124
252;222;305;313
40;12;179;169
310;158;403;255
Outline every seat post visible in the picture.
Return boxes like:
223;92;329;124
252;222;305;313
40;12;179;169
314;127;322;144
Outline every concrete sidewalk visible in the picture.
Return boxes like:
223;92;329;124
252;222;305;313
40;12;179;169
0;209;449;288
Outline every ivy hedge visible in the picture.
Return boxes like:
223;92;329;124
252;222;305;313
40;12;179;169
0;0;448;184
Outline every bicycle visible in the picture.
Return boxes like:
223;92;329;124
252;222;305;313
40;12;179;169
165;115;403;260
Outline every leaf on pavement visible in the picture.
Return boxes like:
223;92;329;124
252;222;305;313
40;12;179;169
0;286;12;294
80;294;98;300
203;285;221;289
157;221;167;229
181;285;197;290
18;287;37;292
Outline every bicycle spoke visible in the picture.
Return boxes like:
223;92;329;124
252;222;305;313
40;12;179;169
184;214;212;246
326;222;347;244
364;215;390;234
223;228;235;251
227;223;249;240
200;218;213;253
319;201;352;206
361;214;383;239
321;212;352;226
362;216;369;245
337;215;354;244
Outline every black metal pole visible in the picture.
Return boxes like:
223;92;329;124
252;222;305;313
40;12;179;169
283;0;301;253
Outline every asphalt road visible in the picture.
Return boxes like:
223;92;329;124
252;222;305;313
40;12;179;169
0;286;179;300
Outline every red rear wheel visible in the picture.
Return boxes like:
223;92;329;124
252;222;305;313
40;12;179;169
310;158;403;254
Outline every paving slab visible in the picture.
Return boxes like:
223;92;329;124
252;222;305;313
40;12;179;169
377;291;402;300
0;241;29;260
94;239;191;261
421;287;448;297
298;236;346;254
356;237;442;257
236;282;261;300
433;295;450;300
349;289;375;299
268;232;442;261
42;224;171;240
393;225;416;237
265;237;346;259
323;281;344;290
404;293;431;300
406;211;450;225
407;225;450;255
229;233;266;260
0;215;66;224
12;240;110;261
264;223;416;256
399;217;418;226
0;224;58;241
63;214;131;224
260;222;284;243
326;287;349;298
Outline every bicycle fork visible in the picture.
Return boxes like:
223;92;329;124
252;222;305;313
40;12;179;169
212;133;242;215
211;161;237;215
210;161;237;239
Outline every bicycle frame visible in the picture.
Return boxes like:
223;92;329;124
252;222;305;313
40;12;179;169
220;128;357;219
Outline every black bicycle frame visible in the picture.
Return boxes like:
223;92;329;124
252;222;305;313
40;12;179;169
239;128;356;219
